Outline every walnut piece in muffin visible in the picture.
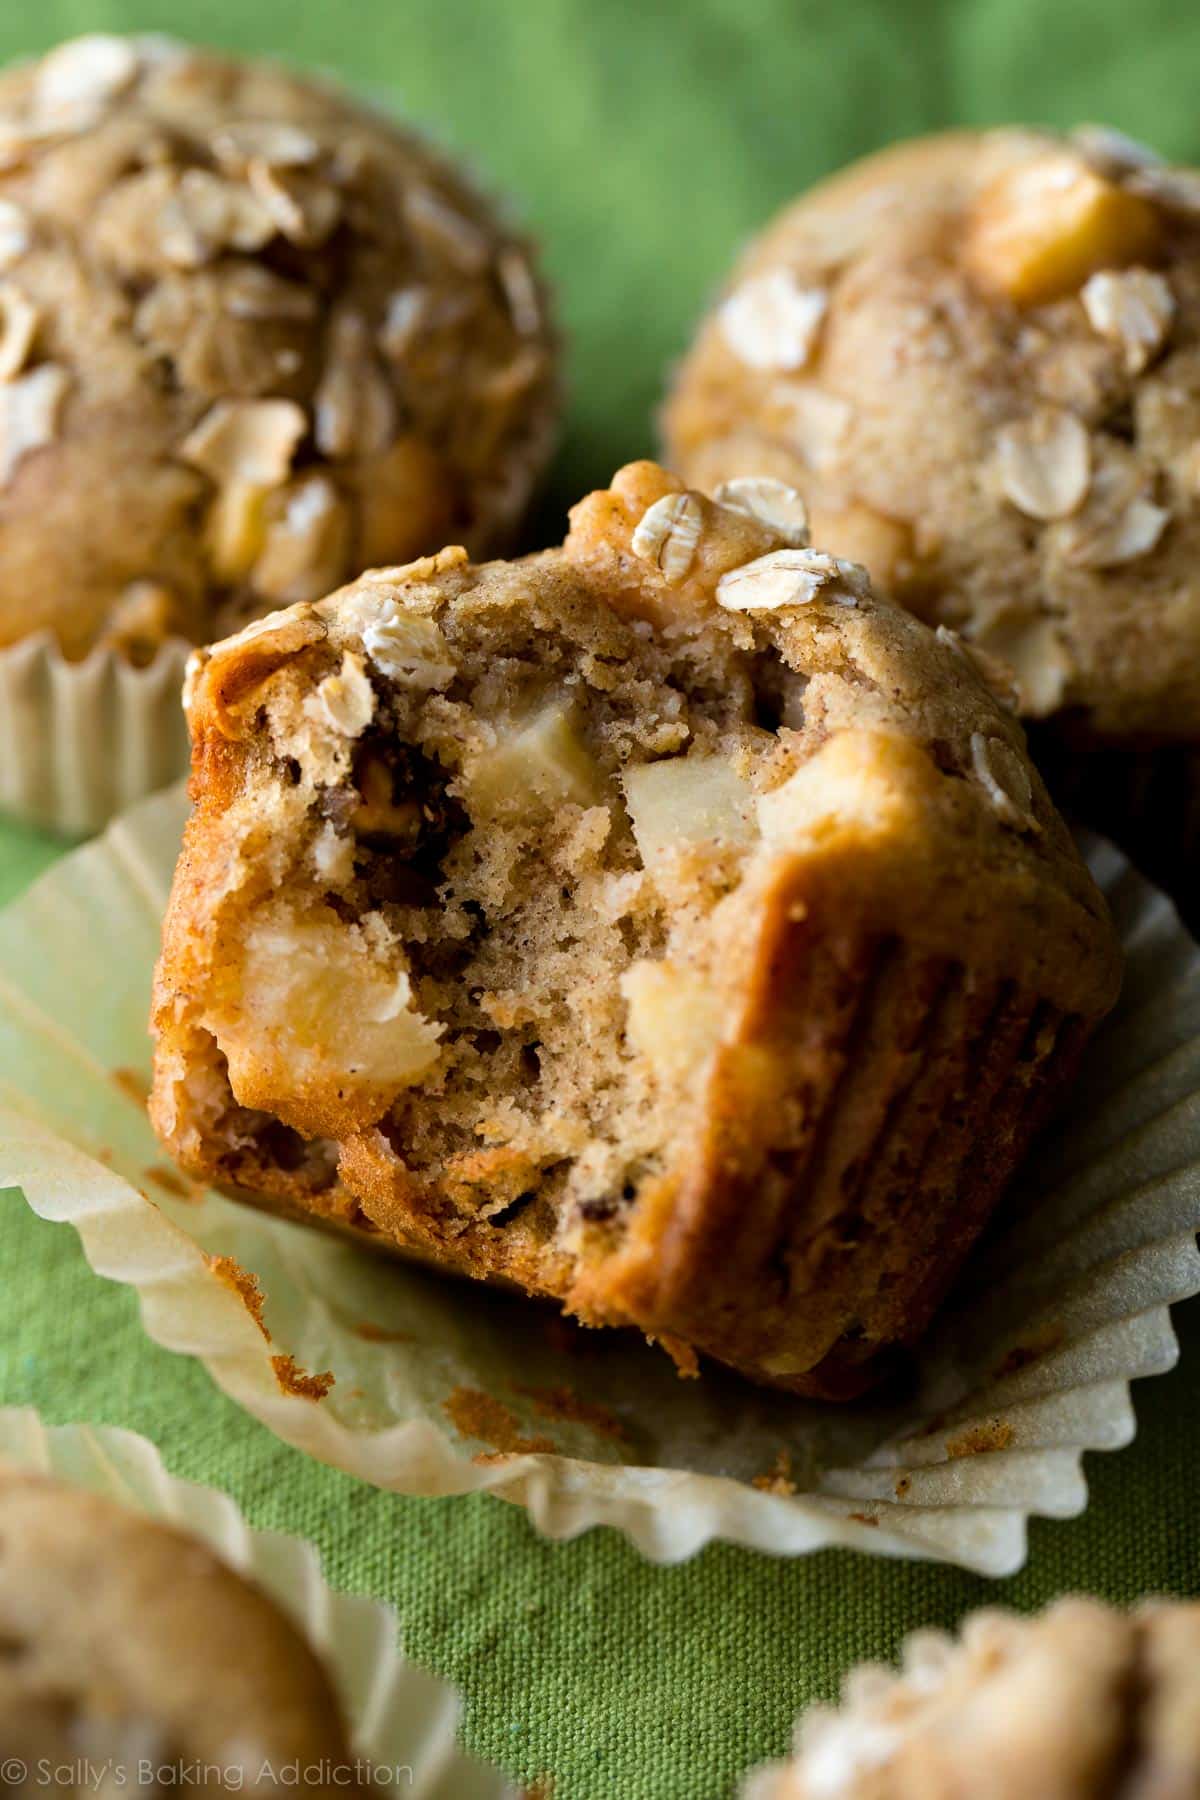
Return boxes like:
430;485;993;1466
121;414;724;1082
0;33;557;663
150;462;1119;1398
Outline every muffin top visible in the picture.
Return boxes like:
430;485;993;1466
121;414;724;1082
0;34;556;660
0;1467;354;1781
176;459;1114;1030
745;1598;1200;1798
664;127;1200;746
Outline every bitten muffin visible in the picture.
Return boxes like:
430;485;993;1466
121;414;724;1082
0;1467;355;1788
664;127;1200;910
744;1597;1200;1798
0;33;556;662
149;461;1119;1399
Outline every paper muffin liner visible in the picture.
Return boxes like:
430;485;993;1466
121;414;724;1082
0;630;191;836
1;788;1199;1576
0;1405;508;1796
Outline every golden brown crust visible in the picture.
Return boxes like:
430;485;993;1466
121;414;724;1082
664;126;1200;749
745;1598;1200;1799
0;34;556;659
571;855;1093;1392
151;462;1119;1397
0;1468;354;1776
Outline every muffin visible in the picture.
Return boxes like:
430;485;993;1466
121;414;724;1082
743;1596;1200;1797
149;460;1119;1399
0;1465;355;1788
664;126;1200;914
0;33;556;833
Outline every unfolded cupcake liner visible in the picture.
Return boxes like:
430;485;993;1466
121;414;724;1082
0;1405;508;1797
0;631;191;836
0;788;1198;1575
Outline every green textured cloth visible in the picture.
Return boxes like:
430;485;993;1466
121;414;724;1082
3;3;1200;1795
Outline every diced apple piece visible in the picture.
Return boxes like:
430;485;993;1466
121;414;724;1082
965;153;1161;306
757;730;918;844
212;904;441;1119
620;959;724;1081
207;479;270;581
465;701;607;815
623;753;758;869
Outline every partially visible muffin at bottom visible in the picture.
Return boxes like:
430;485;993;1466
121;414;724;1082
0;1468;355;1789
150;461;1120;1398
743;1597;1200;1798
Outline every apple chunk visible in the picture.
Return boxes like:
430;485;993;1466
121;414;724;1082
464;701;607;816
208;901;442;1131
620;959;724;1081
623;752;758;869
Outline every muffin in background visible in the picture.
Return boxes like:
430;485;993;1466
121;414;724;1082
150;460;1118;1400
664;127;1200;918
0;1465;357;1786
0;33;557;832
743;1597;1200;1798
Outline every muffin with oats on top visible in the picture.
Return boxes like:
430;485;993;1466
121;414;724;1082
150;460;1118;1400
0;33;557;832
664;127;1200;917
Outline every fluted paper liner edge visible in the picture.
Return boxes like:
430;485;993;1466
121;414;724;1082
0;631;191;835
1;786;1198;1576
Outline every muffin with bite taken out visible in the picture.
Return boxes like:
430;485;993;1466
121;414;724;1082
150;461;1119;1399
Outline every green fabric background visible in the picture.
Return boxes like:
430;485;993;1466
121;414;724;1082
2;3;1200;1795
